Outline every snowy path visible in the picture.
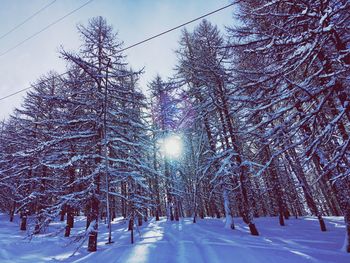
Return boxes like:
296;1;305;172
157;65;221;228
0;215;349;262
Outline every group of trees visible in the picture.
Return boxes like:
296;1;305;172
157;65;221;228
0;0;349;253
0;17;153;251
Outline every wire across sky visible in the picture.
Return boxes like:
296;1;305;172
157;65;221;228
0;0;57;41
0;0;94;58
0;2;234;102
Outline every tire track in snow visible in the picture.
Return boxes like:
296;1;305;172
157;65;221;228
190;220;268;263
164;219;221;263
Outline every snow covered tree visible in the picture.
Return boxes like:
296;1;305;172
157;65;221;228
148;75;181;221
228;0;349;247
0;117;23;223
59;16;154;249
176;20;259;235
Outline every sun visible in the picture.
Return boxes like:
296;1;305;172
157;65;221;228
159;135;183;159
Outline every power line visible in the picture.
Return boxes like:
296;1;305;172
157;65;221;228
118;3;234;53
0;72;69;101
0;0;57;41
0;0;94;57
0;2;234;102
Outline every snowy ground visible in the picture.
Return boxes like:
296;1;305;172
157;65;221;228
0;214;348;263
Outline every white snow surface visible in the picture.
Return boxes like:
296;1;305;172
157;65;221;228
0;214;348;263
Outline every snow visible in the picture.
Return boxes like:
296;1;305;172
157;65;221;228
0;214;349;263
223;189;233;229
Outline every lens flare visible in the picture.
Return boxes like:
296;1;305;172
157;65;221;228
159;135;182;159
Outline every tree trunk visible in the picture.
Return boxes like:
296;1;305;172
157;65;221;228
67;205;74;228
285;150;326;231
20;212;27;231
87;197;99;252
9;201;16;222
64;225;71;237
223;189;234;229
240;167;259;236
129;216;134;244
264;145;285;226
121;182;127;218
60;206;65;222
87;220;98;252
138;216;142;226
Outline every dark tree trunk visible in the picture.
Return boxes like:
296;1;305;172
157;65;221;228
248;223;259;236
86;214;91;230
64;225;71;237
266;146;285;226
144;211;148;222
333;180;350;253
87;197;99;252
285;150;326;231
20;214;27;231
64;205;75;237
67;206;74;228
174;200;180;221
129;216;134;244
170;206;174;221
239;167;259;236
284;208;290;220
60;207;65;222
128;217;133;231
138;216;142;226
345;209;350;253
155;209;160;221
111;195;116;221
87;222;98;252
200;210;204;219
121;182;127;218
9;201;16;222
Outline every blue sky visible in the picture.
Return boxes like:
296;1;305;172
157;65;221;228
0;0;234;120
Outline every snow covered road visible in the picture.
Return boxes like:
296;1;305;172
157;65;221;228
0;215;349;262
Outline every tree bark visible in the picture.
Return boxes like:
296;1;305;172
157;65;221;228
285;150;326;231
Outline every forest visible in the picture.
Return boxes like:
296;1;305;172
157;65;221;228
0;0;349;260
